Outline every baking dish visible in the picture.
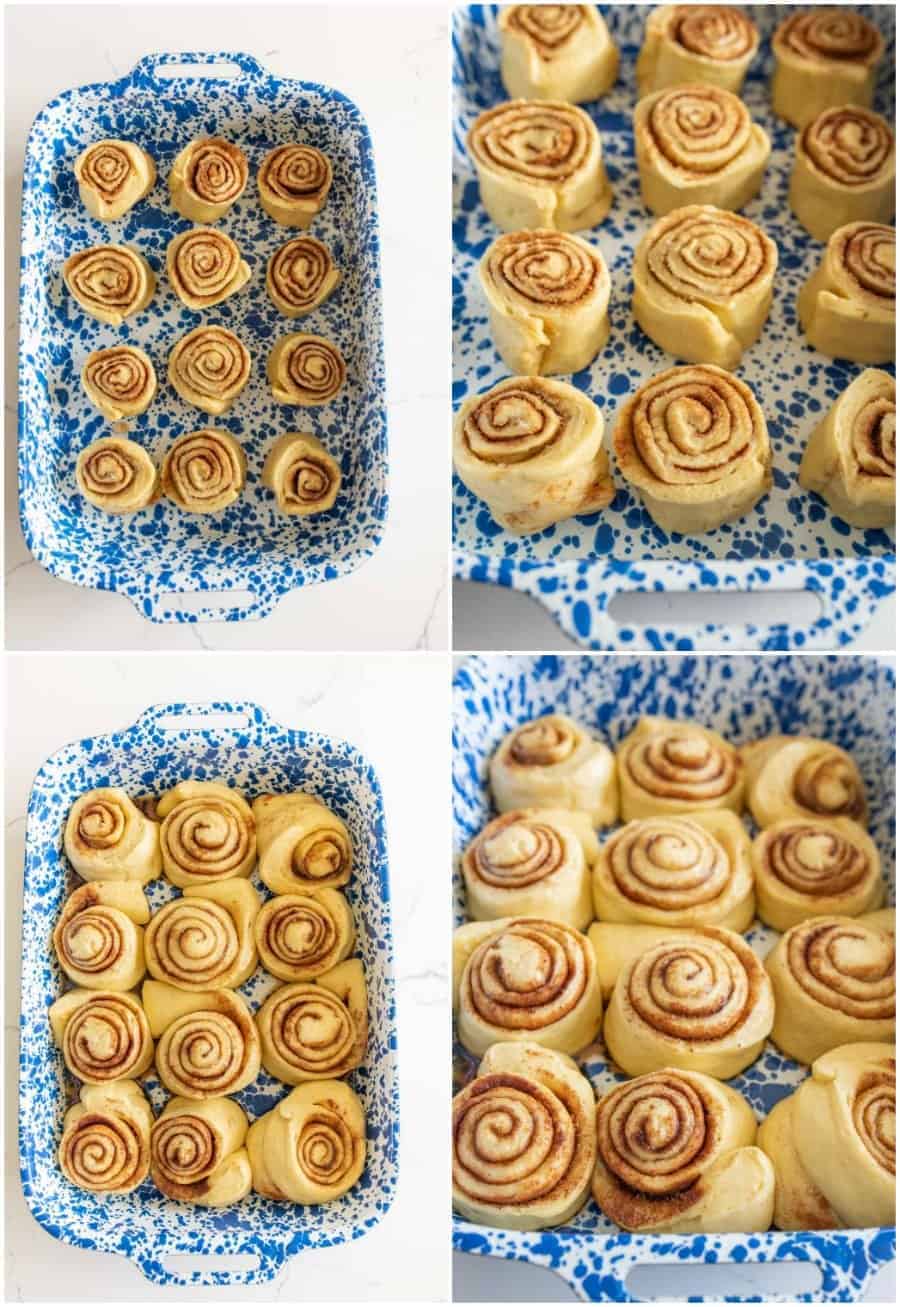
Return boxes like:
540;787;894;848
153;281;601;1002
19;701;398;1286
452;6;896;651
452;653;896;1301
18;52;387;623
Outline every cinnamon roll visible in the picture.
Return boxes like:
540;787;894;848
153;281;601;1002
145;880;259;991
591;922;775;1079
765;910;895;1063
166;228;250;310
257;959;367;1084
612;365;772;534
150;1096;251;1205
266;235;340;318
248;1080;366;1204
257;144;333;227
632;205;777;369
594;810;754;932
161;429;247;514
479;228;610;375
168;326;251;416
254;889;355;982
799;369;895;530
144;981;261;1099
742;735;868;830
253;793;352;895
76;438;160;515
53;882;149;991
453;375;614;534
636;6;759;97
594;1068;775;1233
74;139;156;221
467;100;612;232
759;1041;895;1229
490;713;618;826
454;916;603;1057
261;433;342;516
798;222;895;365
59;1081;153;1194
462;808;598;929
498;6;618;104
63;245;156;325
82;346;157;421
753;817;885;933
49;989;154;1084
157;780;256;887
616;716;744;819
267;334;347;406
452;1041;596;1230
634;84;770;216
791;107;895;242
772;9;886;129
169;137;248;222
64;786;162;884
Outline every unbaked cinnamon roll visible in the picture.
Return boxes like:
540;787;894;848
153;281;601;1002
634;83;770;216
453;375;613;534
254;889;355;982
594;1068;775;1232
59;1081;153;1194
636;6;759;97
76;438;159;515
498;5;618;104
257;959;367;1084
74;139;156;221
772;9;886;129
166;227;250;310
53;882;149;991
257;144;333;227
742;735;868;830
799;369;895;530
490;713;618;826
49;988;154;1083
63;245;156;325
467;99;612;232
161;429;247;514
157;780;256;886
616;716;744;821
253;793;352;894
150;1095;251;1205
452;1041;596;1230
267;334;346;406
144;981;261;1099
765;910;895;1063
753;818;885;932
248;1080;366;1203
790;107;895;242
261;432;342;516
145;880;259;991
64;786;162;883
169;137;248;222
266;235;340;317
479;228;610;375
168;326;251;416
82;346;157;422
798;222;895;365
612;364;771;534
632;204;777;369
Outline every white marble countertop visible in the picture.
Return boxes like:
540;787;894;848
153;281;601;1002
5;653;450;1300
5;4;449;652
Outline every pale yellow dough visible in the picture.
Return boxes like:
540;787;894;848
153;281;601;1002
637;6;759;97
797;221;895;365
53;881;149;990
498;5;619;103
59;1081;153;1194
799;368;895;529
771;9;885;130
253;792;352;893
156;780;256;884
257;958;367;1084
82;346;157;421
616;716;744;820
75;139;156;221
262;433;342;516
489;713;618;825
63;245;156;325
741;734;868;829
752;817;885;932
145;879;260;990
169;137;248;222
790;106;895;243
248;1080;366;1203
64;786;161;882
150;1096;252;1206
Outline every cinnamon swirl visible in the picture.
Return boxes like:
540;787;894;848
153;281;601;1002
254;889;355;982
753;818;885;932
266;235;340;318
636;6;759;97
145;880;260;991
144;981;261;1099
59;1081;153;1194
799;368;895;530
166;227;250;310
169;137;248;222
247;1080;366;1204
616;716;744;819
75;139;156;221
53;882;149;991
490;713;618;826
498;6;619;104
267;334;347;406
63;245;156;325
76;438;160;515
742;735;868;830
161;429;247;514
798;222;895;365
157;780;256;886
253;793;352;894
258;144;333;227
168;326;251;417
82;347;157;422
612;365;772;534
150;1096;252;1205
64;786;162;883
261;433;342;516
772;9;885;129
791;107;895;242
257;959;367;1084
49;988;154;1084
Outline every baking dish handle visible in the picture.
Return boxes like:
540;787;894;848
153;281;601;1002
121;50;271;91
129;582;278;625
132;1240;287;1287
129;700;277;745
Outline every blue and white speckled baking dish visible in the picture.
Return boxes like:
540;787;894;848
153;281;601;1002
452;654;896;1302
19;53;387;623
19;702;398;1286
453;6;896;652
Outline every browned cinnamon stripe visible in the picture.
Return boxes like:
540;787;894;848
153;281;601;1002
785;918;895;1017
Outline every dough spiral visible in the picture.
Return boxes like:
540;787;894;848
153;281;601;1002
63;245;156;325
76;438;159;515
64;786;161;883
168;326;251;416
742;735;868;829
74;139;156;221
145;880;259;990
157;781;256;886
59;1081;153;1194
498;6;619;104
490;713;618;826
266;235;340;317
637;6;759;97
261;433;342;516
254;793;352;894
248;1081;366;1204
752;818;884;931
82;346;157;421
799;369;895;530
254;889;355;981
616;717;744;818
150;1096;251;1206
166;227;250;310
267;334;347;406
257;144;333;226
257;959;367;1084
49;989;154;1084
791;107;894;242
169;137;248;222
53;882;149;990
146;982;261;1100
772;9;885;128
161;429;247;514
798;222;895;364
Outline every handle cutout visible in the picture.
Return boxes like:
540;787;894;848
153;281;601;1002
155;710;252;733
157;588;258;617
153;60;244;81
608;588;823;629
160;1252;261;1276
626;1259;822;1301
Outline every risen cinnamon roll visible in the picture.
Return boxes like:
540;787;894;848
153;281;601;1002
266;235;340;317
798;222;895;365
253;793;352;894
75;139;156;221
267;334;346;406
791;107;895;242
145;880;260;990
452;1041;596;1230
166;228;250;310
753;818;885;932
453;375;613;534
616;717;744;819
76;438;159;515
261;433;342;516
454;916;602;1057
169;137;248;222
248;1080;366;1203
772;9;885;129
49;988;154;1083
498;6;618;104
59;1081;153;1194
594;1068;774;1233
63;245;156;325
257;958;367;1084
634;83;770;216
161;429;247;514
53;882;149;990
257;144;333;227
490;713;618;826
150;1096;251;1205
799;369;895;530
636;6;759;97
144;981;261;1099
168;326;251;416
765;909;895;1063
64;786;162;883
632;205;777;369
157;781;256;886
742;735;868;830
467;99;612;232
82;346;157;421
612;365;771;534
254;889;355;982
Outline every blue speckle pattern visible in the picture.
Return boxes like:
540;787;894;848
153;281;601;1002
452;6;896;651
452;654;896;1301
19;53;388;623
19;701;398;1286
